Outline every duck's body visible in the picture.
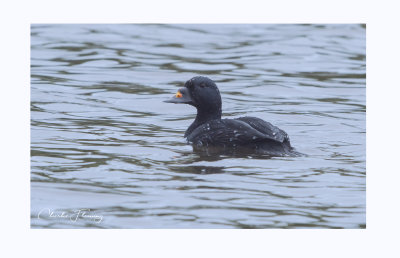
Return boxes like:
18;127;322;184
186;117;293;155
165;76;298;156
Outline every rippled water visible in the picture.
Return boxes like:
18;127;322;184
31;24;365;228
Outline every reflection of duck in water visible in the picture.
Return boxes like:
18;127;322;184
165;76;300;157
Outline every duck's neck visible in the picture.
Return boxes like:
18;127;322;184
184;108;222;138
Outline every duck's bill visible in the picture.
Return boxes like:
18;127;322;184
164;87;192;104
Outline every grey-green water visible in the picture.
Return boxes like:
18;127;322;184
31;24;365;228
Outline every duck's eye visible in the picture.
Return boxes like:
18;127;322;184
199;83;206;88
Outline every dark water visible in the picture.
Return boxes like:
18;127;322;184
30;24;365;228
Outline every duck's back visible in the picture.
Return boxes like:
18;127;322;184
186;116;294;156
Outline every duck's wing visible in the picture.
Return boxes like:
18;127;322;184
186;118;286;146
237;116;289;143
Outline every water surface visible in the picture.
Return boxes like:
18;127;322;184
31;24;365;228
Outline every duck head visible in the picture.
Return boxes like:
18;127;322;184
164;76;222;120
